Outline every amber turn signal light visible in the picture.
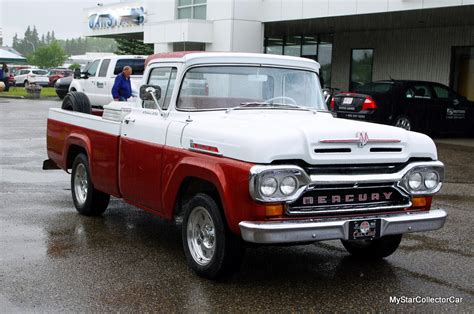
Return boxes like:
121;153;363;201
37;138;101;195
265;204;284;217
409;196;432;210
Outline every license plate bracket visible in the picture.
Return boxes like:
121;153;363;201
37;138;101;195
348;219;381;240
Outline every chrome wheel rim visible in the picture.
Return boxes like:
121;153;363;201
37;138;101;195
74;163;88;206
187;206;216;266
395;117;411;130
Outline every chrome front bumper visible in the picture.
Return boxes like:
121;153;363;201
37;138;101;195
239;209;447;244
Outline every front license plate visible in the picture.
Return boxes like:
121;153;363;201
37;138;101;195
348;219;381;240
343;97;353;105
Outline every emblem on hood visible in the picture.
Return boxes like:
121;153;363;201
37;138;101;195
319;132;401;148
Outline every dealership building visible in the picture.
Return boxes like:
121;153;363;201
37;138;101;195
84;0;474;100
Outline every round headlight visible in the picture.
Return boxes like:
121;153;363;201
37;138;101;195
280;176;298;195
260;176;278;196
424;171;439;189
408;172;423;190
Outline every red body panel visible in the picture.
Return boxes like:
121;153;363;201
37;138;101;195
47;119;121;197
119;137;164;213
47;118;265;234
161;147;265;234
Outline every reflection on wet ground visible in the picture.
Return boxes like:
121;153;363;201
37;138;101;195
0;99;472;311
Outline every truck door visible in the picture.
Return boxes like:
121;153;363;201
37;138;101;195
119;66;178;213
95;58;111;107
83;59;100;104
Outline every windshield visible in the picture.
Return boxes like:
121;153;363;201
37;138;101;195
33;70;48;75
177;66;326;111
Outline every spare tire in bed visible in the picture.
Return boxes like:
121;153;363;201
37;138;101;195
61;92;92;114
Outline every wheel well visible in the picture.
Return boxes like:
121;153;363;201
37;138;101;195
174;177;222;222
66;145;87;169
70;87;76;91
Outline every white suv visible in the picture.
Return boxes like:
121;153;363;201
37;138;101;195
14;69;49;87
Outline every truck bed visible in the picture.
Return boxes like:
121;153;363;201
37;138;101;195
47;108;122;197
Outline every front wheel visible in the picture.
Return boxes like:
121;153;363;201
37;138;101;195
71;153;110;216
341;234;403;259
182;193;245;279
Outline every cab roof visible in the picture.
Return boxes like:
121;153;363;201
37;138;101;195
146;52;320;72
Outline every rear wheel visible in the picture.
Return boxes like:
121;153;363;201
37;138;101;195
62;92;92;114
182;193;245;279
341;234;403;259
71;153;109;216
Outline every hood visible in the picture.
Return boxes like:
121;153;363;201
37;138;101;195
180;110;437;165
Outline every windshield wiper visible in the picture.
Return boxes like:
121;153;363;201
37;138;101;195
225;102;269;113
226;102;317;114
263;102;318;114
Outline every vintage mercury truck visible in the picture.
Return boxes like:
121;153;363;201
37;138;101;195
45;52;447;279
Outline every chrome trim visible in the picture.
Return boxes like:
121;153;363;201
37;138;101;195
249;165;311;202
286;201;412;216
239;209;447;244
309;161;444;196
286;184;411;215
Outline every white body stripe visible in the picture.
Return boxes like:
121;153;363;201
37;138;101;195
49;108;121;136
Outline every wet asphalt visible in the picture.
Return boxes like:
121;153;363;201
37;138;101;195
0;98;472;312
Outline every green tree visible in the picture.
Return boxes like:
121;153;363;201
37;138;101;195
28;41;68;69
68;63;81;70
115;38;153;55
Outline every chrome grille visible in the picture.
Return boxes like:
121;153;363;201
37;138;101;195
286;184;411;216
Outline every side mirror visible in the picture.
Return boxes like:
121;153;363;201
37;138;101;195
140;85;162;102
73;68;81;79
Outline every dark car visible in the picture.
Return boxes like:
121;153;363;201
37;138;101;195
54;76;73;99
331;80;474;136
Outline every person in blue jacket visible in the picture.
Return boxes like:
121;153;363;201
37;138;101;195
112;65;132;101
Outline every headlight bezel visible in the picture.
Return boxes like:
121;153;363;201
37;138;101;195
399;165;444;195
249;165;311;202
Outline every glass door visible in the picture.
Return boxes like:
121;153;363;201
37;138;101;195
451;46;474;101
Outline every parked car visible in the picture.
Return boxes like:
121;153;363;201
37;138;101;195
54;76;73;99
331;80;474;136
48;69;73;86
14;69;50;87
69;55;145;107
44;52;447;279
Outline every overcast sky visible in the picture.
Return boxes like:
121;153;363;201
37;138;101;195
0;0;121;46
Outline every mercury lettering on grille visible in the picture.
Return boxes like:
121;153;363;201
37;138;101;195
291;186;408;210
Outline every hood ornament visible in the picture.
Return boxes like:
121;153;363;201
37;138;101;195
319;132;401;148
356;132;369;147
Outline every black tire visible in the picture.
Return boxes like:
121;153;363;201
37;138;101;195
393;115;414;131
182;193;245;279
341;234;403;260
71;153;110;216
61;92;92;114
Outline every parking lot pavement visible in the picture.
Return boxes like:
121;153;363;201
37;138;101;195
0;98;472;312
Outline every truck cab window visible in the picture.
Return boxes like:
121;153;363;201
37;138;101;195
144;67;177;110
86;60;100;77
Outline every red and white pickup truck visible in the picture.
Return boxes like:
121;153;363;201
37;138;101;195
45;52;447;279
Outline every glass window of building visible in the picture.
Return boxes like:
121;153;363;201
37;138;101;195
350;49;374;91
264;34;333;87
173;42;206;52
177;0;207;19
265;37;284;55
284;36;301;56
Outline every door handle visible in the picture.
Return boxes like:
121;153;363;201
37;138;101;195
124;117;135;124
97;82;104;88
